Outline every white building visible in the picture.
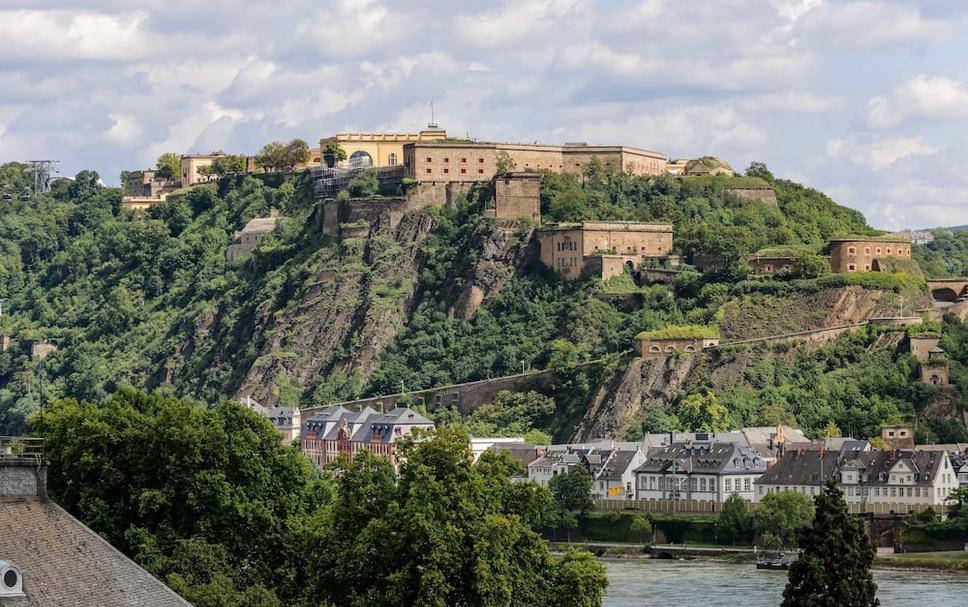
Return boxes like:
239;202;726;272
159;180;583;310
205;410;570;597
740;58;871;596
528;441;646;500
634;442;766;503
756;448;961;508
240;396;301;444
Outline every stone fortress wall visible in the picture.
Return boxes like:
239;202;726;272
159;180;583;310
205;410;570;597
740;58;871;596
829;236;912;273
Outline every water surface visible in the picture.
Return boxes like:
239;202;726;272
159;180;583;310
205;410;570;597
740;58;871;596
603;558;968;606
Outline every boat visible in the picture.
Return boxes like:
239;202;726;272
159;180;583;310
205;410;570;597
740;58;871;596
755;551;798;570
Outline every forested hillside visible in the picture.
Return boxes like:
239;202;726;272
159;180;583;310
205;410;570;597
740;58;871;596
0;160;962;444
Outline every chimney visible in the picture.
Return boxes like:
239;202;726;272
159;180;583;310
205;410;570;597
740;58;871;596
0;437;46;499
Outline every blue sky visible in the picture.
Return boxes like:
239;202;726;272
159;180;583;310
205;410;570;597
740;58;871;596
1;0;967;229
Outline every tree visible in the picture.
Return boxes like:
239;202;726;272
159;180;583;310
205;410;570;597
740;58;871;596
284;138;311;169
677;391;731;432
820;421;842;438
629;514;653;543
305;426;608;606
155;153;181;180
67;170;102;199
745;161;774;182
759;402;797;427
496;151;515;174
717;493;752;545
524;429;553;445
346;170;380;198
254;142;286;172
549;549;609;607
755;490;814;548
209;155;247;176
945;487;968;518
549;465;594;515
782;481;877;607
792;252;831;279
323;141;347;168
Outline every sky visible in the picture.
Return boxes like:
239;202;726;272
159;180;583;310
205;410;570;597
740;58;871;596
1;0;967;230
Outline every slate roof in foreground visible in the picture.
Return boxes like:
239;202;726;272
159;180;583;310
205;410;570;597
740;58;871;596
0;497;193;607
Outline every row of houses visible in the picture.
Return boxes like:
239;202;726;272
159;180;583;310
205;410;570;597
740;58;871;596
505;427;966;508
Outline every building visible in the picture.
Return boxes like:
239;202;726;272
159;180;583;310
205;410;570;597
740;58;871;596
180;153;226;186
958;461;968;487
320;127;447;169
537;221;675;280
743;248;806;276
665;159;688;175
921;348;950;386
527;442;646;499
0;437;193;607
634;442;767;503
880;425;915;449
485;172;541;221
29;340;56;360
226;216;282;262
241;396;301;443
756;448;960;508
121;194;169;212
403;141;667;184
910;334;941;361
300;405;434;467
828;235;912;273
634;325;720;356
683;156;734;177
638;427;808;465
123;170;180;198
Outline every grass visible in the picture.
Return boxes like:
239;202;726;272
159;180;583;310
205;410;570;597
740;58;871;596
875;551;968;571
635;324;721;340
600;273;645;294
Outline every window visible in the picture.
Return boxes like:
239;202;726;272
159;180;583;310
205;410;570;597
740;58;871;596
864;265;871;271
478;169;484;174
848;264;856;271
426;157;432;162
725;478;732;491
443;168;449;174
443;157;449;163
426;168;432;174
876;247;882;254
387;153;398;166
478;158;484;163
744;478;751;492
886;248;892;254
848;247;856;254
461;168;466;174
865;247;870;254
649;346;660;353
461;157;467;163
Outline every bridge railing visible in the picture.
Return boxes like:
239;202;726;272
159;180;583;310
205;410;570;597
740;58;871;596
0;436;45;464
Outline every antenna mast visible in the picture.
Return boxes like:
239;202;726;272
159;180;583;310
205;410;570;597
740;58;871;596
26;160;59;195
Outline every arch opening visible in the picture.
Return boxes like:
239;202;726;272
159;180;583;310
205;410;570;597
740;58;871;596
348;150;373;169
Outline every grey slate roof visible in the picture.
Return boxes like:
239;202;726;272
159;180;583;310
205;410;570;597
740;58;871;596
635;442;766;475
757;450;839;486
0;497;193;607
304;405;433;443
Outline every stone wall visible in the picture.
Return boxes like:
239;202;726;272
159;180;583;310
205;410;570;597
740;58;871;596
910;335;940;361
746;255;795;276
300;369;559;432
0;462;46;498
715;322;868;349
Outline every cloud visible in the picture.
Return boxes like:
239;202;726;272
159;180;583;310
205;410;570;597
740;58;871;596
868;75;968;128
741;92;844;113
826;135;938;170
102;113;144;146
795;2;956;48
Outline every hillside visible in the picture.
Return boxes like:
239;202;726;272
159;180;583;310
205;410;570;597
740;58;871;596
0;161;963;445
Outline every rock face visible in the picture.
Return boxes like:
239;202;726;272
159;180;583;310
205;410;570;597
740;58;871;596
572;355;699;441
447;223;536;320
169;204;534;407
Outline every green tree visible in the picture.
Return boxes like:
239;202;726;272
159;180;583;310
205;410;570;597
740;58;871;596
755;490;814;548
496;150;515;174
549;465;594;515
717;493;752;545
820;420;842;438
792;252;831;279
284;138;311;169
306;426;607;606
782;481;877;606
209;155;247;176
347;170;380;197
323;141;347;167
155;153;181;180
745;161;774;182
945;487;968;518
677;391;731;432
629;514;653;543
550;549;609;607
255;142;286;172
524;429;553;445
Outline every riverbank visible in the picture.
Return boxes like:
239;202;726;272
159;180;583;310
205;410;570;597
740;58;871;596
549;541;754;563
874;551;968;572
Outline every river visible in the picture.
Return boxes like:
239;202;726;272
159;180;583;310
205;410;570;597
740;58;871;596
603;559;968;606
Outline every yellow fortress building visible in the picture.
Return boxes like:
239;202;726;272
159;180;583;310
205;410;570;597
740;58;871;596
320;126;447;169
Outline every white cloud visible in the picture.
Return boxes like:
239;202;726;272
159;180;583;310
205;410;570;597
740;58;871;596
826;135;938;170
796;2;955;49
102;113;144;146
868;75;968;128
741;92;843;113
